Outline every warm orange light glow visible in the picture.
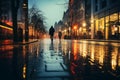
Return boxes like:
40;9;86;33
91;19;94;23
73;25;77;30
1;20;12;26
90;45;95;62
98;47;104;66
6;21;12;26
82;44;87;58
23;3;26;6
0;25;13;31
83;28;86;31
114;27;117;31
23;64;26;79
64;29;67;32
83;22;86;27
72;41;78;60
79;27;82;32
23;3;27;8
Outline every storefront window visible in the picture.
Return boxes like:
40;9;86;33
110;13;118;22
111;25;117;35
110;13;118;37
95;19;99;33
99;18;104;31
99;18;104;38
105;16;109;23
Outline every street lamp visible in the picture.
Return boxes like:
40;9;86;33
23;0;29;41
73;25;77;30
91;19;94;24
82;22;86;27
82;22;86;33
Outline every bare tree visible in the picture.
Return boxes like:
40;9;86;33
29;5;46;38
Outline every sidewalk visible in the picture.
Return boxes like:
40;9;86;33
85;39;120;43
0;39;38;45
74;39;120;43
29;44;71;80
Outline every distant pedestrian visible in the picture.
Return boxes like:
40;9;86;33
58;31;62;40
18;27;23;42
49;26;55;41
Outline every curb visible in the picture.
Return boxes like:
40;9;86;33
15;40;39;45
0;40;39;46
81;39;120;43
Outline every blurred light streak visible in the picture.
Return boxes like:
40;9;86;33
0;25;13;30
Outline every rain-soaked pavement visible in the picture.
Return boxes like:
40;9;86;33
0;39;120;80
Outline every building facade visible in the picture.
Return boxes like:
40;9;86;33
0;0;28;40
91;0;120;40
0;0;13;40
68;0;86;39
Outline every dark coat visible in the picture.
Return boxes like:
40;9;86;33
49;27;55;36
58;31;62;38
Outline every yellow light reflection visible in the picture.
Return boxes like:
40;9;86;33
111;48;118;70
90;45;95;62
0;25;13;30
82;44;87;58
43;34;46;38
72;41;78;60
73;25;77;30
98;47;104;66
23;64;26;79
79;43;87;58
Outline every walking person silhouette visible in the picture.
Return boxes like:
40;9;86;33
58;30;62;41
49;26;55;42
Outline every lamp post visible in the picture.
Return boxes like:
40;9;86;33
82;22;87;39
11;0;19;42
82;22;86;27
23;0;29;41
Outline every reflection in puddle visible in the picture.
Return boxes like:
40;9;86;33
0;39;120;80
68;41;120;79
23;64;26;79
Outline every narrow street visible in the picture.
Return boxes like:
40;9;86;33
0;39;120;80
0;0;120;80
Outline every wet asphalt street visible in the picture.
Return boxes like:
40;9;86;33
0;39;120;80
